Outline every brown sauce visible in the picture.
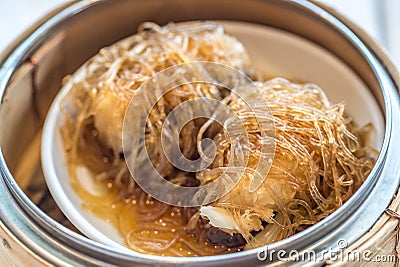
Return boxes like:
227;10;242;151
70;147;240;256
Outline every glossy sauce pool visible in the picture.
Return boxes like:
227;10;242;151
71;151;241;256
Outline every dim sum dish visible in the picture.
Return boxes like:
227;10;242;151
42;21;380;257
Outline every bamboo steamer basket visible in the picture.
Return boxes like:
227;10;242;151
0;0;399;266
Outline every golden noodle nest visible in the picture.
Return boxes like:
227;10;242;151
63;22;376;250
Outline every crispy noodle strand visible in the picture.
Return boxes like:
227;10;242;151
61;22;377;256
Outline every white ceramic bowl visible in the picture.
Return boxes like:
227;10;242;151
41;21;384;252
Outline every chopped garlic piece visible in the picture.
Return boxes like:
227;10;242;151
200;206;240;231
76;165;107;195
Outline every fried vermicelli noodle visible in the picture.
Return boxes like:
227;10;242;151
61;22;376;256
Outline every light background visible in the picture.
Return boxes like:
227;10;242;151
0;0;399;67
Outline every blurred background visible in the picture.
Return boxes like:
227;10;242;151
0;0;399;68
